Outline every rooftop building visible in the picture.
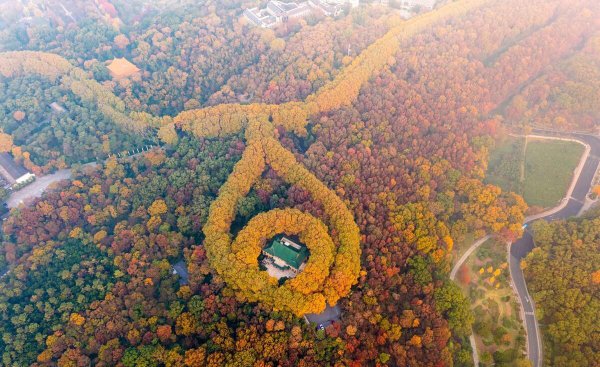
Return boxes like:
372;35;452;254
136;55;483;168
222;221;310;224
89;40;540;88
244;1;312;28
244;0;358;28
398;0;436;11
262;236;309;278
243;8;278;28
172;260;189;285
49;102;66;114
0;153;34;185
268;0;312;18
340;0;360;6
308;0;343;16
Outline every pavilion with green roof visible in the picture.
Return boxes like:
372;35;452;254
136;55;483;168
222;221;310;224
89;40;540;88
262;236;309;271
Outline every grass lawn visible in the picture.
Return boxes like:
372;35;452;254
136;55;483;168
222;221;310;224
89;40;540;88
485;137;523;195
456;238;529;366
522;139;584;207
485;136;584;208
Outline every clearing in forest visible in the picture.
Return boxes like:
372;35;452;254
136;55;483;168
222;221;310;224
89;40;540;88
485;136;584;208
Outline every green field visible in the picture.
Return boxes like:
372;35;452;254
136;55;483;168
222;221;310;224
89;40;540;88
486;137;584;208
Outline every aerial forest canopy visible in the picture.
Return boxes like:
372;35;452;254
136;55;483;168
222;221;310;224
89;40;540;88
0;0;598;366
525;217;600;367
0;0;491;315
0;0;490;142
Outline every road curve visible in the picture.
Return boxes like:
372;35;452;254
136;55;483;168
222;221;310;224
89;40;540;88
450;235;491;280
509;129;600;367
451;129;600;367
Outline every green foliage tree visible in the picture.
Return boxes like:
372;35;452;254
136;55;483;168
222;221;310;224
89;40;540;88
524;217;600;367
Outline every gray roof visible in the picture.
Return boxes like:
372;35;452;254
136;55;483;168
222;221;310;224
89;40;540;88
286;5;312;17
403;0;436;9
268;1;311;17
244;7;279;28
267;1;286;16
172;260;189;285
49;102;66;114
308;0;347;16
245;1;316;28
262;15;278;27
0;153;28;183
244;9;263;25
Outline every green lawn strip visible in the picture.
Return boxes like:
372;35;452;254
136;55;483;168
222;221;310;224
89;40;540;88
522;139;584;207
456;238;528;366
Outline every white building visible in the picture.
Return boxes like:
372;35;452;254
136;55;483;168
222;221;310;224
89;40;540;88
244;1;313;28
330;0;359;7
48;102;66;114
398;0;436;11
309;0;356;16
15;172;35;185
244;0;359;28
0;153;35;186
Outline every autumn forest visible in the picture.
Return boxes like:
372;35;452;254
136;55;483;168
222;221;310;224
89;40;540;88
0;0;598;366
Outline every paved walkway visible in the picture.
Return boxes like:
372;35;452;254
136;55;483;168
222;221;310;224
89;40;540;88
450;235;491;280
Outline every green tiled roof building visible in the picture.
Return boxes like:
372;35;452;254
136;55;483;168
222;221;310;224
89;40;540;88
262;236;309;271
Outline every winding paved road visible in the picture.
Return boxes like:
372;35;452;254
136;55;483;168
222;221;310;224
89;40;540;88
451;128;600;367
509;129;600;367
